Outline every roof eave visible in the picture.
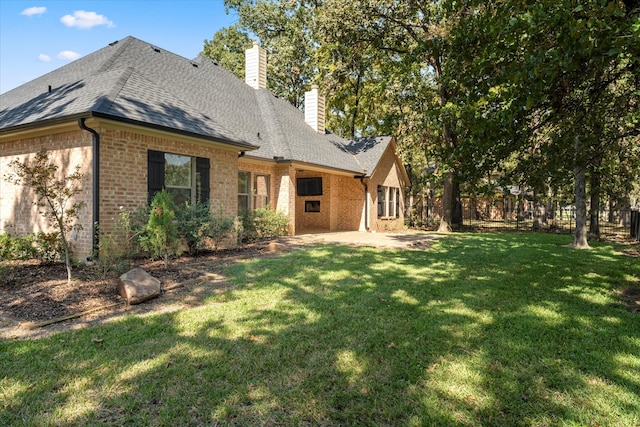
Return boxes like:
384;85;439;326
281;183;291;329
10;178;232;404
90;111;258;151
0;111;259;152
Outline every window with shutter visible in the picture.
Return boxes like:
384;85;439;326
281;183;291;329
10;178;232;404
147;150;210;206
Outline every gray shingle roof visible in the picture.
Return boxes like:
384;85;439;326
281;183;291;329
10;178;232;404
0;36;391;176
342;136;394;176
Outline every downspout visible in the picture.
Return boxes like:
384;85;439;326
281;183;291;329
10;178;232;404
356;175;369;231
78;118;100;259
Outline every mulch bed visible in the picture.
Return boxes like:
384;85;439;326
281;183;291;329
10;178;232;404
0;245;265;326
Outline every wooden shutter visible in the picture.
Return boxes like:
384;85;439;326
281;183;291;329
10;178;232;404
148;150;165;203
196;157;210;203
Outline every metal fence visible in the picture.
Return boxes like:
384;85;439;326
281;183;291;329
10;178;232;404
409;202;636;237
461;206;633;236
632;210;640;241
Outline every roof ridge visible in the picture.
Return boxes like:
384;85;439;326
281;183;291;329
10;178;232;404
92;66;135;113
256;90;293;159
95;36;134;74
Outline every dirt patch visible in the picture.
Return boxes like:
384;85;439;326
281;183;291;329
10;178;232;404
0;244;267;340
620;287;640;314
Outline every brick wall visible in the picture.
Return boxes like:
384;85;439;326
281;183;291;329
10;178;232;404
98;123;239;232
1;121;240;260
0;127;94;258
368;144;406;232
331;174;366;231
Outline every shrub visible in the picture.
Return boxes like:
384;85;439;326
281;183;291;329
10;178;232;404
140;190;181;268
0;234;37;261
240;208;290;242
93;205;150;278
33;231;64;263
208;211;235;249
176;202;235;254
176;201;212;254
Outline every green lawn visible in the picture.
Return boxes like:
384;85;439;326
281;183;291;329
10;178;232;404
2;233;639;426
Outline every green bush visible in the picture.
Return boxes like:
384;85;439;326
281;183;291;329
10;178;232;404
208;211;235;249
140;190;181;268
176;201;212;254
34;231;64;263
240;208;290;242
0;232;65;263
0;234;37;261
176;202;235;254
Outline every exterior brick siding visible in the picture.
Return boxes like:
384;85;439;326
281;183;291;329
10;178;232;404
0;127;94;258
2;120;407;261
368;144;406;232
1;120;240;260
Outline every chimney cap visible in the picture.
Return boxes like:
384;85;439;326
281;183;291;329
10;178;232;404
311;84;319;90
252;40;260;47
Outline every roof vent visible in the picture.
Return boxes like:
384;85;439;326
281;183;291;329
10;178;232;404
48;85;52;94
152;46;161;53
108;40;118;46
190;61;199;68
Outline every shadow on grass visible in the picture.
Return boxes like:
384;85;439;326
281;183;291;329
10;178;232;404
1;233;639;426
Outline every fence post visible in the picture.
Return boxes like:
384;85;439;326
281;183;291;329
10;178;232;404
631;210;639;241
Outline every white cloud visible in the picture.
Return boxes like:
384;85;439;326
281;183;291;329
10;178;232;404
60;10;114;29
38;54;51;62
21;6;47;17
57;51;81;61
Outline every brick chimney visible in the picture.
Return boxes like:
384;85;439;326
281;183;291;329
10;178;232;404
305;85;325;134
245;41;266;90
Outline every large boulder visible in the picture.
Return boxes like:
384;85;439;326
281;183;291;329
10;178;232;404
117;268;161;305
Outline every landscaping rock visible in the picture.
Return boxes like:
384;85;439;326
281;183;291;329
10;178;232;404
267;242;290;254
117;268;161;305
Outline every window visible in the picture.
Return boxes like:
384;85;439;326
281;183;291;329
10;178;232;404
238;172;271;216
305;200;320;212
377;185;400;218
238;171;250;217
165;154;192;207
254;174;270;209
148;150;209;205
297;177;323;196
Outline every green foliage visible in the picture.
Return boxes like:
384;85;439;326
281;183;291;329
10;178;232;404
33;231;64;263
175;202;235;254
207;211;236;250
240;207;290;242
0;232;65;263
202;25;253;79
96;206;148;277
0;234;37;261
445;0;640;245
215;0;320;108
140;190;181;268
175;201;211;254
4;149;85;281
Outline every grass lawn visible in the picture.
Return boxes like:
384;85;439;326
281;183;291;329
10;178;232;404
1;232;639;426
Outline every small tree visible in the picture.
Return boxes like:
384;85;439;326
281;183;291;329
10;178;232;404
5;150;85;283
140;190;181;268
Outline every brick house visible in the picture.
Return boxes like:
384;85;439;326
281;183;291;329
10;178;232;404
0;36;409;260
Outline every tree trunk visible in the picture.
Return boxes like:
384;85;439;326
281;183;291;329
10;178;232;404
572;135;590;248
434;57;458;233
589;176;601;240
452;178;462;229
439;171;454;232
